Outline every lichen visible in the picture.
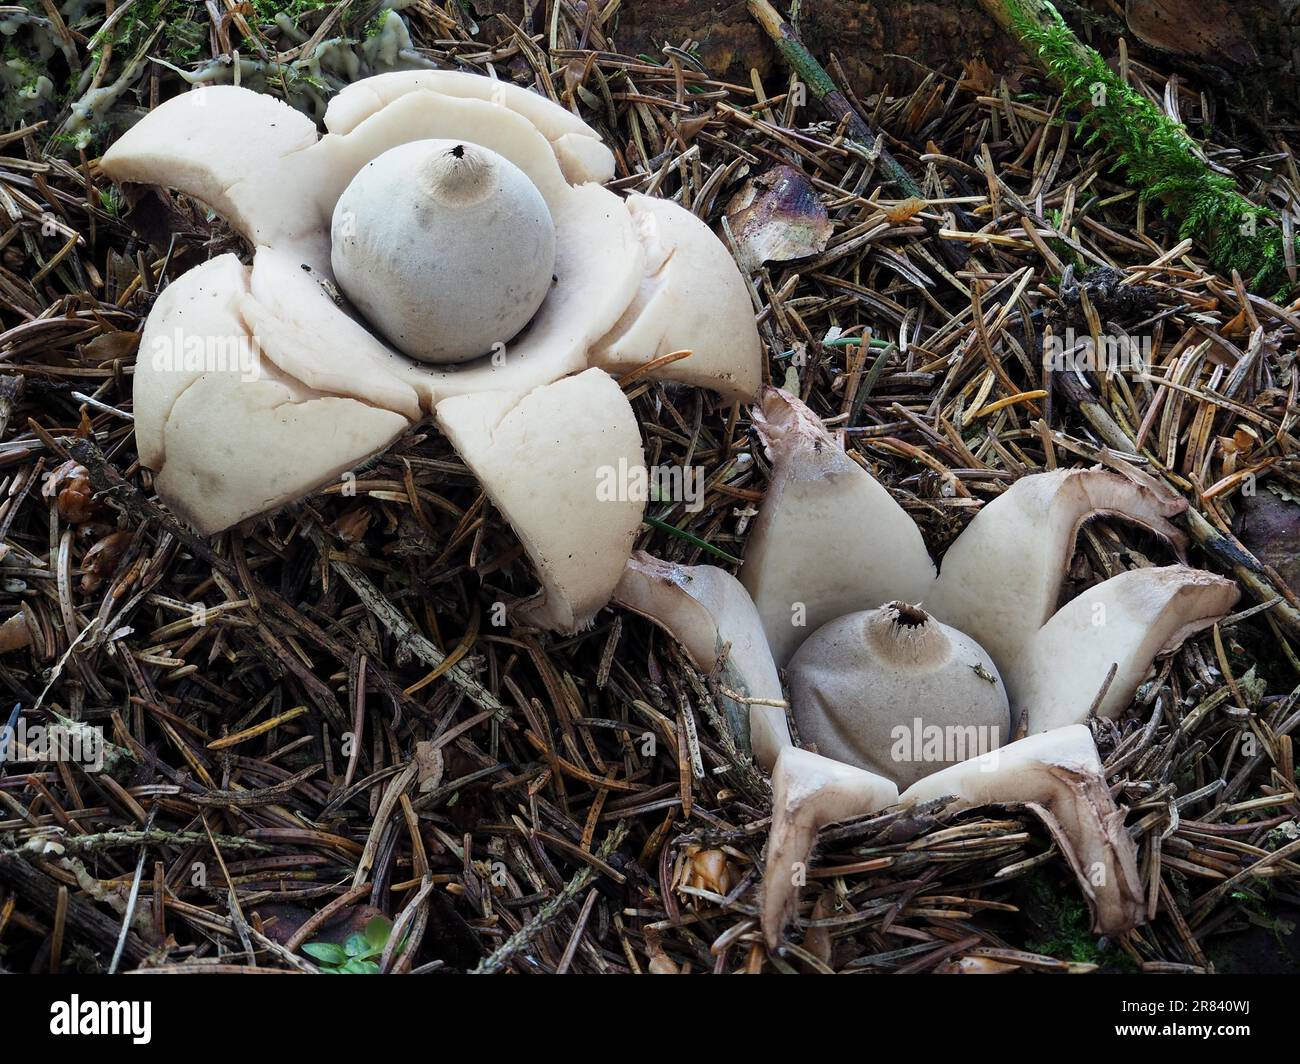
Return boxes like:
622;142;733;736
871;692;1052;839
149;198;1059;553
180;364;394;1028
36;2;433;142
1;10;69;124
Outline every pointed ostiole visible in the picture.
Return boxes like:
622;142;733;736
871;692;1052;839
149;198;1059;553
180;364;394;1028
1011;566;1240;734
762;747;898;950
931;467;1188;673
740;387;937;666
612;552;791;770
101;80;760;406
901;725;1145;937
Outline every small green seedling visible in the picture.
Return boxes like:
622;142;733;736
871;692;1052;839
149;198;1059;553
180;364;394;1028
303;916;395;974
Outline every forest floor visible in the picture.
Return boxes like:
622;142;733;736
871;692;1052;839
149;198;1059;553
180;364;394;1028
1;0;1300;974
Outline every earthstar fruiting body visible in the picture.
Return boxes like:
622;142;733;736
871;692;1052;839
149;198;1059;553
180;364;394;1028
744;387;1240;733
101;70;763;627
623;389;1239;949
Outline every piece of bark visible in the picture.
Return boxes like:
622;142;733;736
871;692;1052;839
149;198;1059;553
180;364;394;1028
1125;0;1263;69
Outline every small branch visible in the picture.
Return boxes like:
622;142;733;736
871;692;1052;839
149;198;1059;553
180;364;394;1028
748;0;916;195
0;847;152;965
24;829;271;854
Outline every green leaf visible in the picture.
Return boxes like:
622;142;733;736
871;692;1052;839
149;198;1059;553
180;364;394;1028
641;516;741;565
364;916;394;952
340;958;381;974
303;941;348;966
344;932;371;958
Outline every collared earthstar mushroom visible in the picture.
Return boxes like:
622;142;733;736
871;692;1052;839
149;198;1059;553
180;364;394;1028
613;386;1240;950
742;387;1240;736
99;70;763;630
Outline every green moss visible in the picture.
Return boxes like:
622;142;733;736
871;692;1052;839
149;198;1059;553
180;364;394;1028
248;0;342;24
165;17;207;63
363;7;394;39
1006;0;1298;296
47;128;86;151
1027;893;1101;963
98;186;121;217
1024;873;1135;969
93;1;334;76
82;0;202;82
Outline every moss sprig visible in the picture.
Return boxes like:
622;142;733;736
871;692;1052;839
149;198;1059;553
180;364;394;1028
1006;0;1296;296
